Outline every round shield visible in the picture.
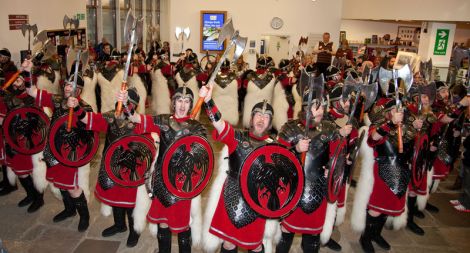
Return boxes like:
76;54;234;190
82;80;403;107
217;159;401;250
412;133;429;189
162;135;214;199
327;140;348;203
3;106;50;154
49;114;100;167
104;134;156;187
239;143;304;218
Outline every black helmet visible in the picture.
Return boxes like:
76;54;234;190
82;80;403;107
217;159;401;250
251;100;274;118
221;59;231;70
279;59;290;70
256;57;269;69
0;48;11;58
127;87;140;106
186;53;198;64
325;66;340;81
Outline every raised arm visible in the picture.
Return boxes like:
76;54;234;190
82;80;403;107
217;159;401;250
199;82;226;134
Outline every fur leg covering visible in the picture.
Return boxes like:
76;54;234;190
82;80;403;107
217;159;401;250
101;203;113;217
149;223;159;238
385;194;408;231
335;183;350;226
150;69;171;115
263;219;280;253
133;184;151;234
272;83;289;132
32;151;48;193
6;166;16;186
128;75;148;114
430;179;440;193
351;126;374;233
190;195;202;248
36;71;61;95
320;202;338;245
417;168;434;211
82;74;99;112
292;84;302;120
202;145;229;253
49;185;62;200
78;163;91;202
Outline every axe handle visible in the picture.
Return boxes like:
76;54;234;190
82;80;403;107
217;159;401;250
359;102;365;123
2;71;20;90
397;123;403;153
67;107;74;132
191;97;204;120
301;152;306;166
115;81;128;116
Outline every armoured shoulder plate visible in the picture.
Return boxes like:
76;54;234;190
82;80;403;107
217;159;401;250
5;93;35;109
178;68;198;83
102;111;136;148
215;72;237;89
278;120;304;146
251;72;274;89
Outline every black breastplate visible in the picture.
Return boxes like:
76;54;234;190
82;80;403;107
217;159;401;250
149;115;207;206
178;68;197;83
98;112;136;190
224;130;275;228
250;73;274;89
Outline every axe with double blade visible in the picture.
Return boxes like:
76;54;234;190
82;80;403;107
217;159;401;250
115;9;143;116
63;15;80;46
299;71;324;166
20;23;38;51
378;64;413;153
190;18;247;119
175;26;190;55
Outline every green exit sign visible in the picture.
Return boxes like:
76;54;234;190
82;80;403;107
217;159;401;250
76;13;85;20
433;29;449;56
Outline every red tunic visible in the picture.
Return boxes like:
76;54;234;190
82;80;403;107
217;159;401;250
144;115;194;234
36;90;84;190
3;93;35;175
208;123;267;250
86;112;155;208
366;126;406;216
0;96;8;165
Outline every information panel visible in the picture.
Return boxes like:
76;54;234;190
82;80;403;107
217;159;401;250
200;11;226;52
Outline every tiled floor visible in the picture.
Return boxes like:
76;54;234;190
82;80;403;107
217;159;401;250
1;113;469;252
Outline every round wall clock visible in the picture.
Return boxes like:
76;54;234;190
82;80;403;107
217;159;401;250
271;17;284;30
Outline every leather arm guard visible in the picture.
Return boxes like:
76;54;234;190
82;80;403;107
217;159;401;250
204;99;221;122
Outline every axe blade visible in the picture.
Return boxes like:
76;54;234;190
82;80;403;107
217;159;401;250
175;26;182;40
73;18;80;29
232;35;247;62
80;51;90;73
396;64;413;93
44;41;57;59
63;15;70;29
362;64;371;83
135;18;144;45
124;9;135;44
420;58;433;83
31;24;38;36
218;18;234;46
362;82;379;111
66;49;78;75
378;67;393;95
21;24;28;37
183;27;190;40
33;30;48;46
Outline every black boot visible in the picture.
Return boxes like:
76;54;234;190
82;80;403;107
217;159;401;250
126;208;140;247
220;245;237;253
407;197;425;236
53;190;77;222
248;244;264;253
275;231;294;253
157;226;172;253
359;213;375;253
73;192;90;232
178;229;192;253
18;175;44;212
325;238;342;251
425;202;439;213
0;165;17;195
17;176;34;207
301;234;320;253
372;214;391;250
102;207;127;237
415;209;425;219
